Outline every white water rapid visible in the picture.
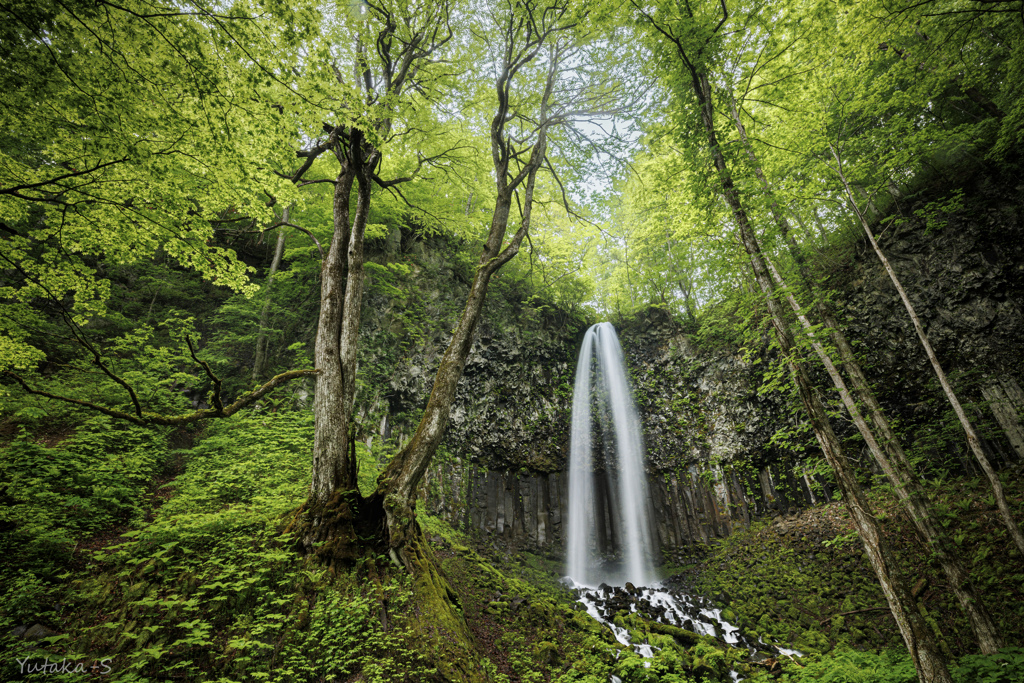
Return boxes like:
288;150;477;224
566;322;654;587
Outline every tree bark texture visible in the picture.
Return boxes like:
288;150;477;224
302;2;453;514
310;167;358;505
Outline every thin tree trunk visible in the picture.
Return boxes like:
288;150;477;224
811;211;829;248
768;259;1003;653
693;72;951;681
378;160;543;560
982;382;1024;462
830;143;1024;556
855;184;880;221
732;100;1002;650
732;98;1002;651
376;38;563;561
253;210;288;384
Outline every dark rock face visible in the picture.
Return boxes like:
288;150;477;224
23;623;56;641
427;463;568;551
831;176;1024;474
418;310;828;559
401;174;1024;561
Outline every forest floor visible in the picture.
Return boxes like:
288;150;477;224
689;474;1024;659
2;409;1023;682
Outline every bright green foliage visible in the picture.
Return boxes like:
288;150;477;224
1;0;1023;680
778;646;1024;683
159;412;314;517
592;0;1024;330
955;647;1024;683
1;409;438;681
0;419;170;574
0;0;314;373
778;647;918;683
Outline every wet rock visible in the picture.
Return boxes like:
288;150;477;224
648;621;700;647
24;624;56;641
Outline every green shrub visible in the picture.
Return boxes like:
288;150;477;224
779;647;918;683
954;647;1024;683
0;418;169;580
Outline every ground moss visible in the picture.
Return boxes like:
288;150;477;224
694;477;1024;659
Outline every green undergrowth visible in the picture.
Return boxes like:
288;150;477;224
4;403;1022;682
423;511;750;683
0;410;451;681
0;416;177;637
771;644;1024;683
7;404;749;682
694;475;1024;679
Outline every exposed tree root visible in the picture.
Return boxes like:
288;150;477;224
285;489;488;681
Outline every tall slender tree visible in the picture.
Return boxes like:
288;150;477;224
376;0;628;563
630;0;954;678
731;94;1003;653
827;136;1024;556
252;210;289;384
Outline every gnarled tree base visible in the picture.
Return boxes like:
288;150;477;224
287;489;386;568
286;490;487;682
400;529;489;682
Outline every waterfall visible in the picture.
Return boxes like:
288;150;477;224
566;322;654;586
564;325;797;675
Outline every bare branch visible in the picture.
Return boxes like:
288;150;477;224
185;336;224;414
1;158;130;197
5;368;319;427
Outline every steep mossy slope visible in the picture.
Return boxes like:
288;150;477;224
694;477;1024;658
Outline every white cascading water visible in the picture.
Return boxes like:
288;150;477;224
564;324;798;678
566;322;654;586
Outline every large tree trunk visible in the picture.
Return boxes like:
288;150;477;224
830;144;1024;556
689;69;952;681
307;162;360;509
731;100;1002;653
301;137;379;559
